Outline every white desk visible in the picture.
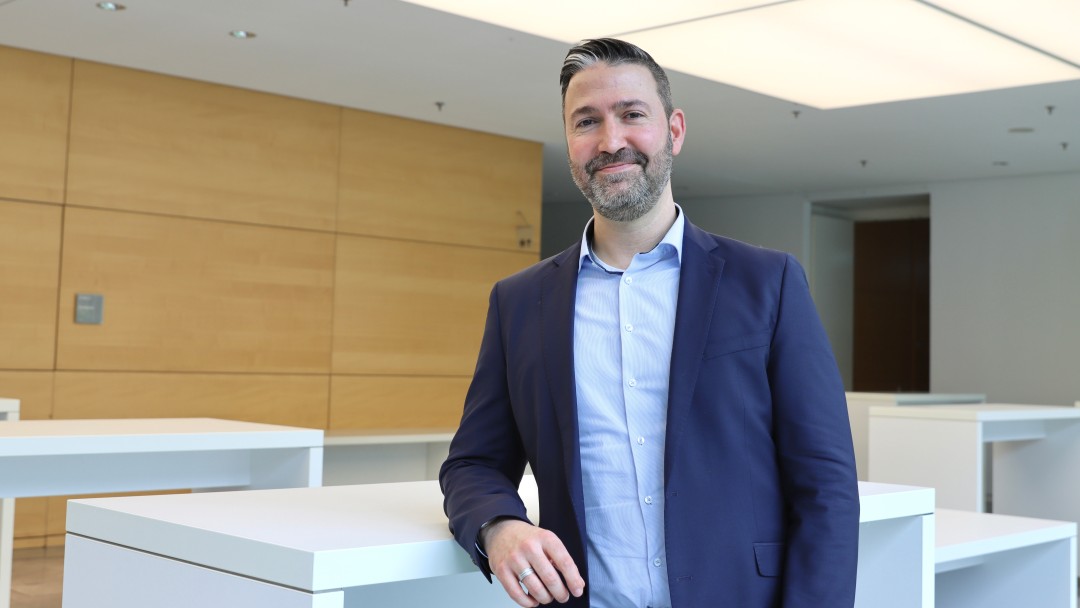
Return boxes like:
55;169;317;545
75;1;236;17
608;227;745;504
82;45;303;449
62;479;935;608
846;392;986;481
0;399;16;606
868;404;1080;512
323;428;453;485
0;418;323;608
936;509;1077;608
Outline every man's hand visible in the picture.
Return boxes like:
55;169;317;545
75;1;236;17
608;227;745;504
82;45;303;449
482;519;585;607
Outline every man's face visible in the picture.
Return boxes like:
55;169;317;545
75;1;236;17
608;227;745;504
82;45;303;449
563;63;682;222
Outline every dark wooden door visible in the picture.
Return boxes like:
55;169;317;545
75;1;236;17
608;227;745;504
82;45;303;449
852;218;929;391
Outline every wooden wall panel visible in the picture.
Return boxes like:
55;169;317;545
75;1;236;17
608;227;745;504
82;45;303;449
52;371;328;428
0;201;63;369
0;371;54;420
333;236;536;375
338;109;542;251
13;499;49;549
0;46;70;204
67;61;340;231
329;375;469;430
56;208;335;373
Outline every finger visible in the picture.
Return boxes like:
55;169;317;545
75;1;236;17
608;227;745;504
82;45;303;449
495;566;539;608
519;566;555;605
531;559;570;603
542;539;585;598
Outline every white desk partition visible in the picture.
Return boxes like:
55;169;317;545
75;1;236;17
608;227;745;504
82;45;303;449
869;404;1080;511
936;509;1077;608
0;399;16;606
63;479;935;608
0;400;17;421
0;418;322;608
846;392;985;481
323;428;454;485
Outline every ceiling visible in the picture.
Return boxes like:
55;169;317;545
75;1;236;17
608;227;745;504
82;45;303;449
1;0;1078;205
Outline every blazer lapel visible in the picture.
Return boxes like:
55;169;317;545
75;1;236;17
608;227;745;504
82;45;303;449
541;243;586;519
666;222;725;472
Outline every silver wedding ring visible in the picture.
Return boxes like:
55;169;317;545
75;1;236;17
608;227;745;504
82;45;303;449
517;566;535;582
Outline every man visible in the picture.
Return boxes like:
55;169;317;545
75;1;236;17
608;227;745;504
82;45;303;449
440;38;859;608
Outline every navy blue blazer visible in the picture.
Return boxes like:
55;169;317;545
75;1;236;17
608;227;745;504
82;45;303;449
441;220;859;607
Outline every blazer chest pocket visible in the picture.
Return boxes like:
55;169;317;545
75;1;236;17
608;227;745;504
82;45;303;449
753;542;785;577
703;331;771;360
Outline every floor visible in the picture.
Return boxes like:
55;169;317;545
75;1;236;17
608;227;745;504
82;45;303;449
11;547;63;608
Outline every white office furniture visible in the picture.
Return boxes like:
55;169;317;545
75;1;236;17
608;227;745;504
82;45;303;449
935;509;1076;608
0;400;16;421
0;417;322;608
62;479;934;608
868;404;1080;512
846;392;985;481
0;399;17;606
856;481;936;608
323;428;453;485
871;403;1080;579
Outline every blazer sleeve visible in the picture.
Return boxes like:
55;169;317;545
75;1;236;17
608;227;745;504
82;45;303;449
439;283;531;579
769;254;861;607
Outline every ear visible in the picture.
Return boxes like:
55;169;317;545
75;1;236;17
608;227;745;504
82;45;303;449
668;109;686;155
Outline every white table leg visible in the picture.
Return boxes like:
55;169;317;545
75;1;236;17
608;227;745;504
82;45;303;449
0;404;16;608
855;513;934;607
994;418;1080;577
0;497;12;608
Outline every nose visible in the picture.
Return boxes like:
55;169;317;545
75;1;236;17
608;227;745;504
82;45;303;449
597;120;628;154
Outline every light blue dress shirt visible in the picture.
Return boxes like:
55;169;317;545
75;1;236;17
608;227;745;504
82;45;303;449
574;208;683;608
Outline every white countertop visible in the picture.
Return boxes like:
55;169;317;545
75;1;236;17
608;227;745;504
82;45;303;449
936;508;1076;563
323;428;455;446
857;481;934;522
846;393;985;406
68;477;932;593
869;404;1080;422
0;418;323;456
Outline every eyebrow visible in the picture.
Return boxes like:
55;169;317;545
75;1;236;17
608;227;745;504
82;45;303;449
568;99;650;123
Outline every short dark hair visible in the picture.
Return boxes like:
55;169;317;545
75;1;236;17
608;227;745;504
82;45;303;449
560;38;674;118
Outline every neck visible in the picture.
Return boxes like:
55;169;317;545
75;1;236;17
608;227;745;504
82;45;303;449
591;196;677;270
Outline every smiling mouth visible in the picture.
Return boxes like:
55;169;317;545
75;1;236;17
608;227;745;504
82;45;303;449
595;163;638;174
586;149;649;176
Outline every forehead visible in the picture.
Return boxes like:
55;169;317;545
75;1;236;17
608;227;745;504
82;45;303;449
563;63;661;118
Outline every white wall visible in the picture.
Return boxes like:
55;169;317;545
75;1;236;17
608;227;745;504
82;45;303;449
930;172;1080;404
540;171;1080;404
541;199;592;258
811;213;855;388
678;195;808;262
542;194;808;261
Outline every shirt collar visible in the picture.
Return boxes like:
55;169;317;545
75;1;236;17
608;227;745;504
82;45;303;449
578;204;685;272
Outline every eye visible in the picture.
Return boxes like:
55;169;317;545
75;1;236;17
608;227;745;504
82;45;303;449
575;117;597;129
624;111;646;120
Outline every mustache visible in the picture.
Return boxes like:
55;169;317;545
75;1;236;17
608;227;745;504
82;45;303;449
585;148;648;176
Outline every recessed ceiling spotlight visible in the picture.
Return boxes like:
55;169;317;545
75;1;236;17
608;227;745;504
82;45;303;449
95;2;126;10
1008;127;1035;134
229;30;256;39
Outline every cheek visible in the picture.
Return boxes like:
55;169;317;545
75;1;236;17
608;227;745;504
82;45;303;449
567;143;594;168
